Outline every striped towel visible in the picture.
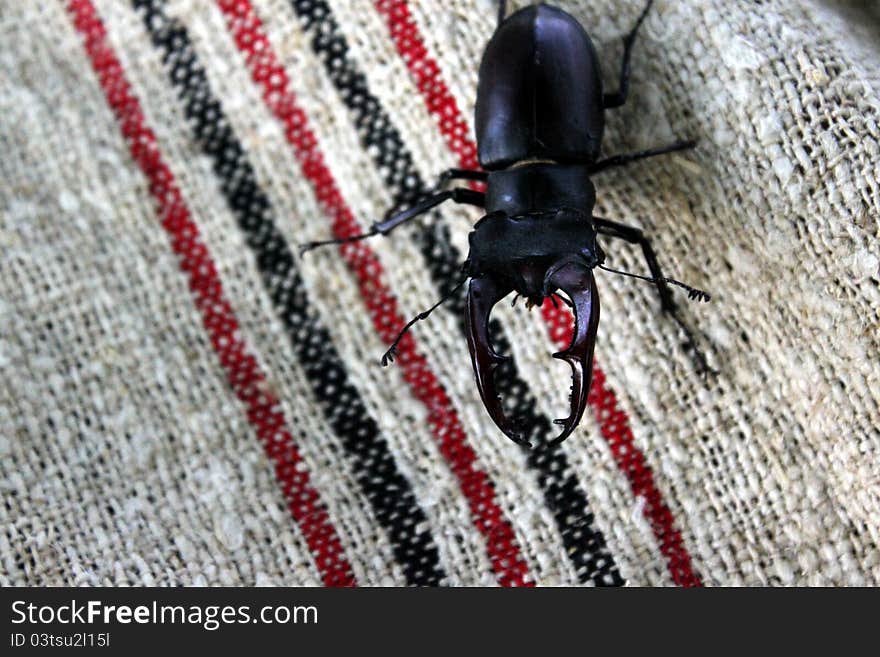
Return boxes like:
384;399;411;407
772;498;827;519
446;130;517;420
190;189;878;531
1;0;878;586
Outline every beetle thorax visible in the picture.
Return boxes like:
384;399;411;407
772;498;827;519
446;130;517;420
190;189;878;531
484;163;596;217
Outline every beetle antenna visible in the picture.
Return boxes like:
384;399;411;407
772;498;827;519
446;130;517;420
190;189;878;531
381;275;470;366
598;264;711;303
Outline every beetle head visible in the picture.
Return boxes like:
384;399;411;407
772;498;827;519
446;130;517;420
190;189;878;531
465;210;602;447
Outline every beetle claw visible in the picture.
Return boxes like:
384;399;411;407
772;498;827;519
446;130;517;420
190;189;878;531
466;275;532;446
542;261;600;446
466;265;599;447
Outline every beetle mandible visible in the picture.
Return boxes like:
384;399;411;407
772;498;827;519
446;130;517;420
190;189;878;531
302;0;711;447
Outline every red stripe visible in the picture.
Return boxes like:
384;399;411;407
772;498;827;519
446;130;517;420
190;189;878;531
542;306;701;587
215;0;532;587
375;1;480;171
67;0;356;587
374;0;702;586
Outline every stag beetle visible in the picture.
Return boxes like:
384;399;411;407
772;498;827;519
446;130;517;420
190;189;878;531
302;0;711;447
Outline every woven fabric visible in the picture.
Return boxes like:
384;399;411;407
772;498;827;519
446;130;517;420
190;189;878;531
1;0;878;586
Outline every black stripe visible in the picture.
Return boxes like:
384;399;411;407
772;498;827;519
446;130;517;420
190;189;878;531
291;0;623;585
132;0;446;586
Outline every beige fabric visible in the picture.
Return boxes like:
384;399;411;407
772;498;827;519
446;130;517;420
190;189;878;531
1;0;878;585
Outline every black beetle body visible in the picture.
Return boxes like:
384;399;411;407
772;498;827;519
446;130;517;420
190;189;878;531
302;1;710;447
476;4;604;169
472;165;601;304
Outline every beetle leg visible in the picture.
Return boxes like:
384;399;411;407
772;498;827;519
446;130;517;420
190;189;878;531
603;0;655;109
497;0;507;27
465;275;532;446
593;217;713;375
542;260;600;446
435;168;488;189
299;188;484;254
591;140;697;174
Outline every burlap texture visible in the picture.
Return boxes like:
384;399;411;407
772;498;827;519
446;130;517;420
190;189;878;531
1;0;878;586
